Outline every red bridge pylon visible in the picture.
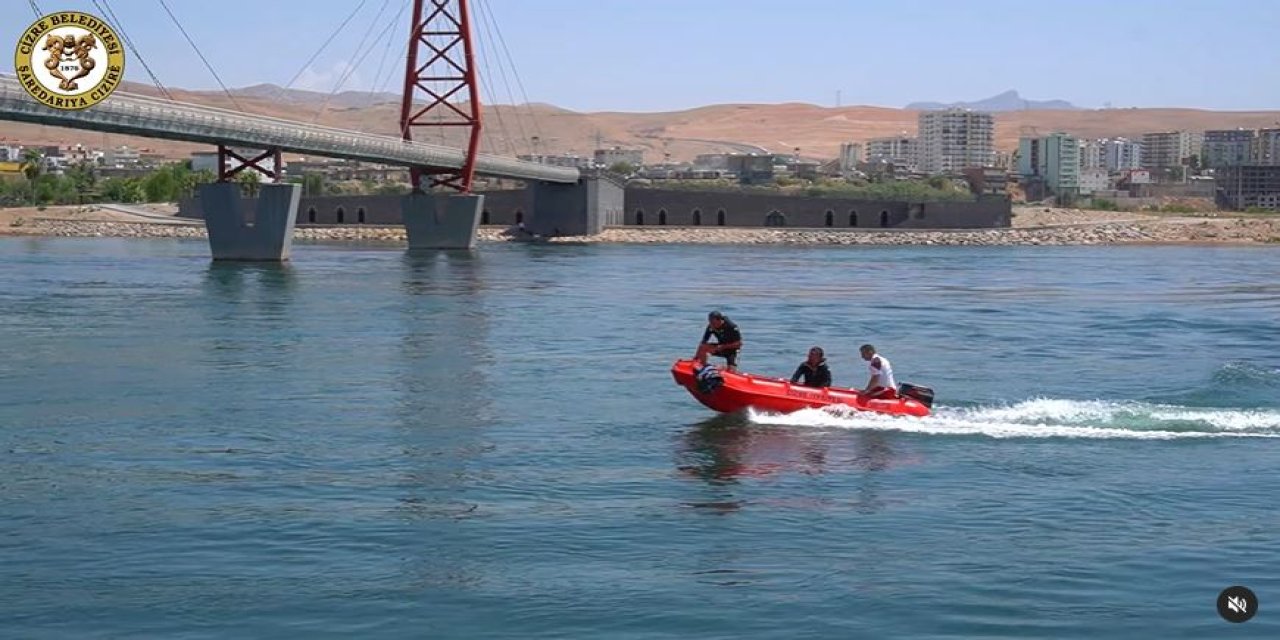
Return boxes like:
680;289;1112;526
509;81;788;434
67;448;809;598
399;0;483;193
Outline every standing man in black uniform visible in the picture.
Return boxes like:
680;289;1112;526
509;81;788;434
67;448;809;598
694;310;743;371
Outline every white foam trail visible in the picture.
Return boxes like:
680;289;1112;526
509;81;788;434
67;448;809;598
747;399;1280;440
1146;408;1280;431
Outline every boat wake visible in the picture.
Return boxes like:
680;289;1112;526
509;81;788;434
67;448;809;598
747;398;1280;440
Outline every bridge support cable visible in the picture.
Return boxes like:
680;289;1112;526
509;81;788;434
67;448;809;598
337;2;408;121
274;0;370;105
94;0;173;101
310;0;397;123
469;6;517;158
475;0;545;158
155;0;244;112
27;1;43;18
371;22;408;101
472;0;530;157
365;7;402;113
399;0;483;193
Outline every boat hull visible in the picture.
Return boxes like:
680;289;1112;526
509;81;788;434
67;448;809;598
671;359;930;418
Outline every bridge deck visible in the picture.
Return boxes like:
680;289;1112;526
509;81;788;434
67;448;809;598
0;75;579;184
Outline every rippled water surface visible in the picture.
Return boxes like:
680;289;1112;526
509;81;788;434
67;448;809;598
2;238;1279;638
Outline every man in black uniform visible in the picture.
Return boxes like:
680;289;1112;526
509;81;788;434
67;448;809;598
790;346;832;388
694;310;743;371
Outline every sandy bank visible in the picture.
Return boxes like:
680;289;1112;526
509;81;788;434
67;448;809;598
2;205;1277;246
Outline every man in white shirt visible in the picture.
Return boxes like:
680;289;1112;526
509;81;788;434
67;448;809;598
859;344;897;400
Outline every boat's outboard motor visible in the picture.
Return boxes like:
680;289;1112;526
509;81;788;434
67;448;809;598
694;364;724;394
898;382;934;408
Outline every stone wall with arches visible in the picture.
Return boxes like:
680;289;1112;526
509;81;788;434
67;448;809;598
181;186;1008;230
180;191;534;227
625;188;1009;229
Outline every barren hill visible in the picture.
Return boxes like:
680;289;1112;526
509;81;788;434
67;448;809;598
3;82;1278;164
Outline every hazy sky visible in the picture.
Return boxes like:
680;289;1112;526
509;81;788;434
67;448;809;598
5;0;1279;112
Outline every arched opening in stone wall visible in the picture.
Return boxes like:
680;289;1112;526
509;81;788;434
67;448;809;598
658;209;668;225
307;207;316;223
357;207;366;224
336;206;345;224
635;209;644;225
825;210;834;227
849;210;858;227
717;209;726;226
692;208;702;225
765;210;787;227
880;210;889;227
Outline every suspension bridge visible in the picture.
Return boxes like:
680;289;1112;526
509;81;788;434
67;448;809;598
2;0;618;260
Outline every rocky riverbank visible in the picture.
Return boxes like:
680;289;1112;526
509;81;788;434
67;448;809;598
2;205;1278;246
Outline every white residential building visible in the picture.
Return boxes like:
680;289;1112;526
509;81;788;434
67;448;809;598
102;145;140;167
1081;138;1142;172
593;147;644;169
1080;139;1107;171
693;153;729;169
917;109;995;174
1104;138;1143;172
1078;168;1110;195
864;135;917;169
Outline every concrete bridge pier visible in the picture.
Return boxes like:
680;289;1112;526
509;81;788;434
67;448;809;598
528;172;626;237
402;191;484;250
200;182;300;261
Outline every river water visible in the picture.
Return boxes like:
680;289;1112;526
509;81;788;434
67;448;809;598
2;237;1279;638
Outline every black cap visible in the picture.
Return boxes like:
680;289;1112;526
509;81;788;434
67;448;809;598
708;310;725;320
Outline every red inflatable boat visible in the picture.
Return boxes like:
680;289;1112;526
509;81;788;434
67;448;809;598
671;358;932;417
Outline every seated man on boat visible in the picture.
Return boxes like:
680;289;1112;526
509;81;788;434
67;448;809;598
859;344;897;400
694;310;743;371
790;346;832;388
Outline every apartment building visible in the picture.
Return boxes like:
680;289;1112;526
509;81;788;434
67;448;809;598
917;109;995;174
1140;131;1202;170
1078;168;1110;195
593;147;644;169
1202;129;1256;169
1253;129;1280;165
1103;138;1142;172
1080;139;1106;171
838;142;863;174
864;135;918;169
1215;164;1280;210
1018;132;1079;198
